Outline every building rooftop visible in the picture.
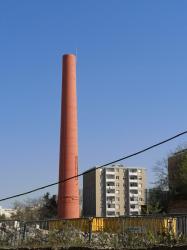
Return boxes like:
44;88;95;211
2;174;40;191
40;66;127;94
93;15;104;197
84;165;147;173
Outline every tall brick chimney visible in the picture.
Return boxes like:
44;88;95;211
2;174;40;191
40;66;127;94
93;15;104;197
58;54;79;218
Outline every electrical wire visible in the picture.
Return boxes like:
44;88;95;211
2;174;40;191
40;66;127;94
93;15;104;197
0;130;187;202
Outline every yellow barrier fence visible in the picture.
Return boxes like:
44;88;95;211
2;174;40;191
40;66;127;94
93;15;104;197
49;218;90;232
48;216;177;235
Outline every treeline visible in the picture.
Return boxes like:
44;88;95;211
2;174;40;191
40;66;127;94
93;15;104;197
11;192;57;220
145;146;187;214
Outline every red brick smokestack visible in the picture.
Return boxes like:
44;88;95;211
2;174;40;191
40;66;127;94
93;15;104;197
58;54;80;218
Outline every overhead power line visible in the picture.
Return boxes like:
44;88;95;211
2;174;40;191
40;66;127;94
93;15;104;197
0;130;187;202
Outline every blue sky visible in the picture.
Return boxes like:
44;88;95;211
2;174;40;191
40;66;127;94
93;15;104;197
0;1;187;207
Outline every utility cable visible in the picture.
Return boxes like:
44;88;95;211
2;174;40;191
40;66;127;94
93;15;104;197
0;130;187;202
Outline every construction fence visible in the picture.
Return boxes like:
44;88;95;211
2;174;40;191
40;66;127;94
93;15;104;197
0;215;186;247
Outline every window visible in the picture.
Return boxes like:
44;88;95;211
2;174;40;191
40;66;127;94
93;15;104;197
106;174;115;179
107;211;115;216
116;183;119;187
131;204;138;209
130;182;138;187
107;181;115;187
116;176;119;179
138;169;142;173
129;169;137;173
108;204;115;208
130;175;138;180
130;190;138;194
107;189;115;194
107;197;115;202
131;211;138;215
116;197;120;201
138;176;142;180
130;197;138;201
138;184;142;188
107;168;115;172
116;190;120;194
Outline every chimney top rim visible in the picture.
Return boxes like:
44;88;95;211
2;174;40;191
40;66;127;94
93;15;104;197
63;54;76;58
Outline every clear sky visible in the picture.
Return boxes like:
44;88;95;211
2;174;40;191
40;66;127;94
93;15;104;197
0;0;187;207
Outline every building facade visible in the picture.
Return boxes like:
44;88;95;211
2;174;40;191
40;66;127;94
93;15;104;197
0;206;15;218
125;168;146;215
83;165;146;217
168;149;187;195
168;149;187;213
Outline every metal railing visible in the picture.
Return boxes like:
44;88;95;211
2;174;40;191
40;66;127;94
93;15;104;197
0;215;186;248
176;215;187;236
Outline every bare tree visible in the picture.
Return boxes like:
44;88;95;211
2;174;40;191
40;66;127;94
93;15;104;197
11;193;57;221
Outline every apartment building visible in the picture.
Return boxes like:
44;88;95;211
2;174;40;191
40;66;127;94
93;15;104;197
125;168;146;215
83;165;146;217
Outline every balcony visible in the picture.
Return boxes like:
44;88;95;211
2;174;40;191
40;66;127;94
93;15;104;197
107;195;115;201
106;193;115;197
106;175;115;180
106;168;115;174
106;186;115;191
130;207;139;212
106;170;115;174
106;180;115;185
129;187;138;191
107;201;115;205
107;211;115;217
129;193;138;197
106;207;115;211
106;183;115;186
106;179;114;183
129;179;138;182
129;169;138;175
129;200;138;205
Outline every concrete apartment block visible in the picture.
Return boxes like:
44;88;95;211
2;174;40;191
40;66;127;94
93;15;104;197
83;167;101;217
126;168;147;215
83;165;146;217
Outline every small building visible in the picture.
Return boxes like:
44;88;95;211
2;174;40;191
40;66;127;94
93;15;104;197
0;206;15;218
